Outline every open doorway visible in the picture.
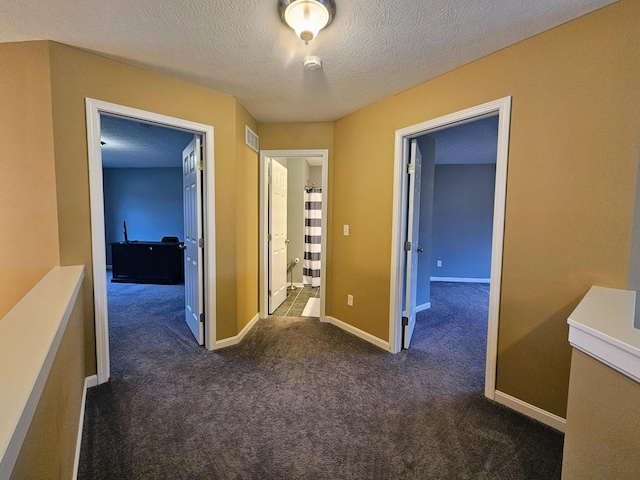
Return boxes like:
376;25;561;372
100;115;199;378
259;149;329;321
86;99;216;385
95;111;207;375
390;97;512;401
400;117;498;395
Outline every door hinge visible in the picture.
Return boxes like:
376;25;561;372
402;316;409;326
268;290;271;297
198;238;204;248
404;241;412;251
199;313;205;323
198;158;204;171
268;175;272;185
268;234;272;242
407;164;415;175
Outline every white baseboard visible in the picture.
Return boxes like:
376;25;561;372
416;302;431;313
73;375;98;480
212;313;260;349
430;277;490;283
493;390;566;432
322;316;390;352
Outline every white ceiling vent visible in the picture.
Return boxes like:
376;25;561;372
245;126;259;153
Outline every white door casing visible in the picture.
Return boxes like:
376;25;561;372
403;139;422;349
389;96;512;400
258;150;328;321
86;98;217;385
183;136;204;344
269;160;288;314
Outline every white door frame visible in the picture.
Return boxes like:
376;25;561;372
86;98;217;385
389;97;512;400
259;149;329;320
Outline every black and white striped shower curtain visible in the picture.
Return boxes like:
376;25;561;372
303;187;322;288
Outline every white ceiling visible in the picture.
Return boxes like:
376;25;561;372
0;0;615;123
101;115;193;168
427;116;499;165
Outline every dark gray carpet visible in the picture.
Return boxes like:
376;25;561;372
78;280;563;479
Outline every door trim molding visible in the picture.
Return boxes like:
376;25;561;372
86;98;216;385
259;149;329;320
389;96;512;402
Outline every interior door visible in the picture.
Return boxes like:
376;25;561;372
404;139;422;349
269;160;288;314
183;136;204;344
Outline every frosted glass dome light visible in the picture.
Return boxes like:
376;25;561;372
278;0;336;45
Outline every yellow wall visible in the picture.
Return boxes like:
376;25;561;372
0;42;60;319
47;42;254;366
10;290;86;480
562;350;640;479
330;0;640;417
236;103;259;331
258;122;335;308
258;122;334;153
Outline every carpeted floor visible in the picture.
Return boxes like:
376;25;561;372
78;279;563;479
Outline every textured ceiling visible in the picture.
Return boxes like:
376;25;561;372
101;115;193;168
0;0;616;123
427;116;499;165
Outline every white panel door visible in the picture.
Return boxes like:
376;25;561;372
269;160;288;314
183;136;204;344
404;139;422;349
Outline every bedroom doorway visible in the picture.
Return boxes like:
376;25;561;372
390;97;512;401
86;99;216;385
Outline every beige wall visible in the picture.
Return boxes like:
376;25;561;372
330;0;640;417
10;291;86;480
562;350;640;479
236;103;259;332
46;42;254;365
0;42;60;319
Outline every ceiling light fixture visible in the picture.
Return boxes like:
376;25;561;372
278;0;336;45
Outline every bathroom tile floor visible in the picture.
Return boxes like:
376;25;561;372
272;286;320;317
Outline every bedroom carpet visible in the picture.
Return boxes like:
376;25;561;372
78;280;563;479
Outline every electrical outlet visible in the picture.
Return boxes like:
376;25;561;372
347;294;354;306
343;225;349;236
437;260;442;267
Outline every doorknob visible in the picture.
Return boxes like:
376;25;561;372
417;248;424;253
178;243;186;250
